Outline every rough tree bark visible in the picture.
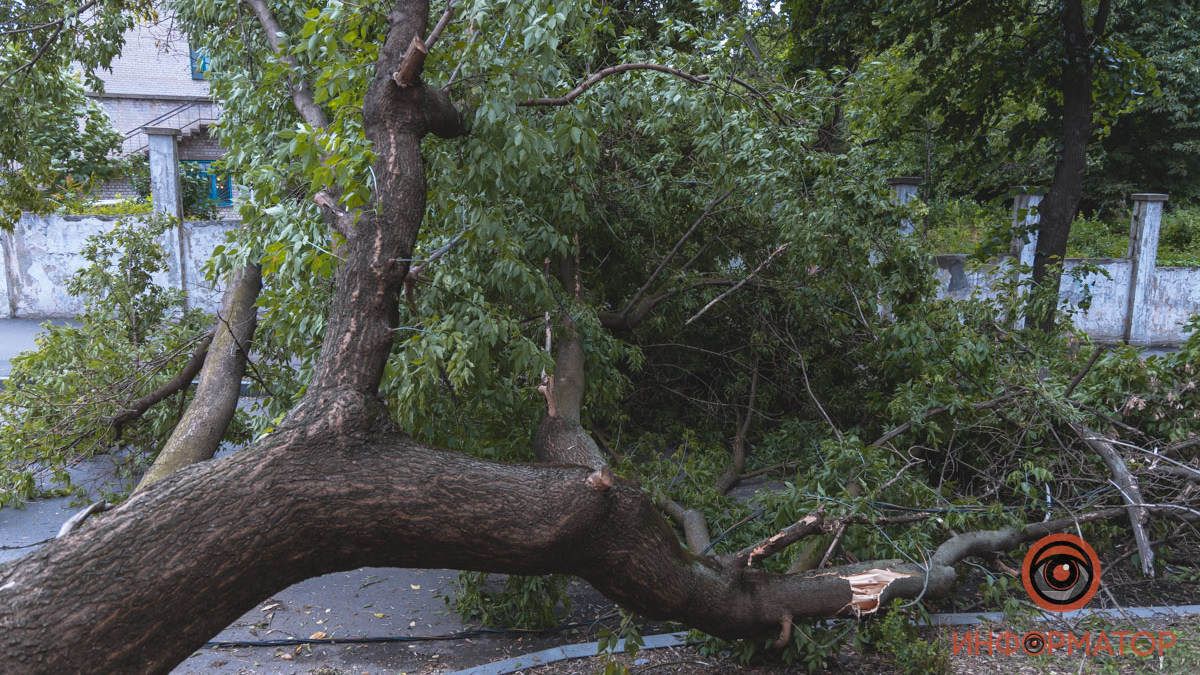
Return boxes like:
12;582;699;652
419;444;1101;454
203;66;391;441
1029;0;1095;331
137;264;262;489
0;2;1148;673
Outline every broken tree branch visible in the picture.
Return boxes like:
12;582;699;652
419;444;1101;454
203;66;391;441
242;0;330;129
797;351;843;443
621;189;734;318
869;392;1016;448
716;361;760;493
392;35;428;87
1072;424;1155;577
520;63;709;106
109;332;213;433
136;265;263;490
729;509;825;568
424;0;457;50
660;498;713;553
1064;344;1105;398
684;244;788;326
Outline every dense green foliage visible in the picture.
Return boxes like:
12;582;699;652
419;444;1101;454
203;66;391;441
0;216;242;505
2;0;1198;669
0;0;153;225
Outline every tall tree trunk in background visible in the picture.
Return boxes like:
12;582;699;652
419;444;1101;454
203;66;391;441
1030;0;1093;332
136;264;262;489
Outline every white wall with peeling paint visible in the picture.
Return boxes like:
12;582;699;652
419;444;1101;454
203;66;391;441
0;213;238;319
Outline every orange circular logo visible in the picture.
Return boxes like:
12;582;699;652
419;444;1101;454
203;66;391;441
1021;533;1101;612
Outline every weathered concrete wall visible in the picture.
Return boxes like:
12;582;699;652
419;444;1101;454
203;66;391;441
181;220;237;311
1060;259;1132;343
1145;268;1200;345
0;213;239;319
930;248;1199;346
906;182;1199;347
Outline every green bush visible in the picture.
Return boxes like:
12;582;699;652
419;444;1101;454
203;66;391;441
450;572;570;629
853;600;950;675
0;215;235;506
1066;214;1126;259
60;195;152;216
1160;206;1200;266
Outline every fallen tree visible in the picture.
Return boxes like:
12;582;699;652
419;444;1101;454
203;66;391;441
1;1;1196;673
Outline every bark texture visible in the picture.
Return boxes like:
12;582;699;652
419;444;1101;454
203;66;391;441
137;265;262;489
1030;0;1093;331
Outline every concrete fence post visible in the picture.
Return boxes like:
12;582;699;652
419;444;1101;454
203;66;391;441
0;230;11;318
145;127;188;306
1007;192;1043;328
1123;193;1168;345
1010;192;1042;269
887;176;922;236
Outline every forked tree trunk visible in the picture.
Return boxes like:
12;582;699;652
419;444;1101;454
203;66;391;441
0;2;1125;673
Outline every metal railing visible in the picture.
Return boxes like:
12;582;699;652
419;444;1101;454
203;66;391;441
120;102;220;156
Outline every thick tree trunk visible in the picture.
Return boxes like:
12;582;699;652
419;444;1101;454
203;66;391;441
137;264;262;489
1029;0;1093;331
0;427;1027;674
2;421;1127;673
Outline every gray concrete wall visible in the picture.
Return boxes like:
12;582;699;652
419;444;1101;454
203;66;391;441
0;213;239;319
1145;268;1200;345
932;256;1199;346
896;183;1198;347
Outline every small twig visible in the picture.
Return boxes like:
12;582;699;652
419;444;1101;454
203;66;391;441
1064;344;1105;398
684;244;788;326
817;522;847;569
0;538;54;551
797;352;842;443
520;63;708;106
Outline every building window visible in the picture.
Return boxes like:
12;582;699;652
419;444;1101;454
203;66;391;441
189;47;210;80
182;160;232;207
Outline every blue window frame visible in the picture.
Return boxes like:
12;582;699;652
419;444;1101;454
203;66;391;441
189;47;210;80
182;160;232;207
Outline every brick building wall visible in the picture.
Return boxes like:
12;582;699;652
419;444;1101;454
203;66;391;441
82;13;234;209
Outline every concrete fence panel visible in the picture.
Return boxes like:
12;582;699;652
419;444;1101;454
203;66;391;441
1;213;238;319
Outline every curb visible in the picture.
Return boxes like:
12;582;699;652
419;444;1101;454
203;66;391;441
450;604;1200;674
446;632;689;675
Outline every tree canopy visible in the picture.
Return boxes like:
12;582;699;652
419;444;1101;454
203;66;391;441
1;1;1198;672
